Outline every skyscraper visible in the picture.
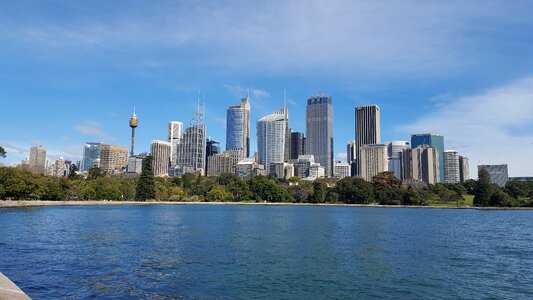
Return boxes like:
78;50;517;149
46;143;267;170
306;95;333;177
359;144;388;181
226;96;251;159
151;140;171;177
176;102;207;175
355;105;380;176
347;140;356;164
290;132;305;160
411;134;444;183
168;121;183;167
459;156;470;183
388;141;410;180
403;145;440;184
257;107;288;173
444;150;460;183
205;138;220;174
82;142;101;171
29;145;46;174
99;144;128;174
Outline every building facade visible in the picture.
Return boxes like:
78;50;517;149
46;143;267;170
82;142;101;172
359;144;388;181
207;152;233;176
459;156;470;183
355;105;381;177
444;150;460;183
306;95;333;177
226;96;251;159
403;145;440;184
29;145;47;174
290;132;306;160
388;141;409;180
151;140;171;177
478;164;509;187
99;144;128;174
168;121;183;167
334;162;351;179
411;134;445;183
257;107;288;174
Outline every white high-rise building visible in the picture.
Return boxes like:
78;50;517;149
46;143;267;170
226;96;251;160
459;156;470;183
334;162;351;179
176;102;207;175
151;140;171;177
444;150;460;183
359;144;388;181
168;121;183;167
257;107;288;174
388;141;410;180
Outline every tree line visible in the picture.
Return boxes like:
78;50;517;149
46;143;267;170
0;156;532;207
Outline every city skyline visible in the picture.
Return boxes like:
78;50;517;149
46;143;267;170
1;2;533;177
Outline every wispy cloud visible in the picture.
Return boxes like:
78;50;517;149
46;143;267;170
399;76;533;177
336;152;347;160
75;121;115;142
224;85;269;100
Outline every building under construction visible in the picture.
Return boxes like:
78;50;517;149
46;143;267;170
175;101;207;176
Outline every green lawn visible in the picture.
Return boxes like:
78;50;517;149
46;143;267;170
429;194;474;207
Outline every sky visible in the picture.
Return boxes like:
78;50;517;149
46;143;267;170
1;0;533;177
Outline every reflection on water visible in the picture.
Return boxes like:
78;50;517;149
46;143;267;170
1;205;532;299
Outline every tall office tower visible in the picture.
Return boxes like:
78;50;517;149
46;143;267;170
151;140;171;177
52;157;67;177
478;164;509;187
411;134;444;183
205;138;220;174
99;144;128;174
355;105;380;176
290;132;306;160
82;142;102;171
168;121;183;166
129;108;139;157
443;150;460;183
459;156;470;183
226;96;251;159
285;127;292;162
402;145;440;184
176;102;207;175
29;145;47;174
388;141;410;180
347;140;356;164
359;144;388;181
257;107;288;173
306;95;334;177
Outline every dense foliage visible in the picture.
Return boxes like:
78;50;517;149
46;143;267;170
1;167;532;207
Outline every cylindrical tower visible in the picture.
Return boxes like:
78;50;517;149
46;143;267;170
129;109;138;157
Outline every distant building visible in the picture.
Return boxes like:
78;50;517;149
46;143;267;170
29;145;47;174
257;107;288;174
459;156;470;183
129;109;139;157
290;132;306;160
207;153;233;176
82;142;101;172
411;134;444;183
151;140;171;177
51;157;67;177
359;144;388;181
226;96;251;159
355;105;380;177
205;139;220;174
334;162;351;179
403;145;440;185
168;121;183;167
306;95;334;177
308;165;326;179
236;159;257;178
176;103;207;176
444;150;460;183
387;141;409;180
347;140;356;164
126;156;143;174
478;164;508;187
100;144;128;174
269;162;294;180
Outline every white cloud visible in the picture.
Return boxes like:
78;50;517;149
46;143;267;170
224;85;269;100
75;121;115;142
399;77;533;177
336;152;347;160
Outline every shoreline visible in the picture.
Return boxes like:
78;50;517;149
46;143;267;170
1;200;532;210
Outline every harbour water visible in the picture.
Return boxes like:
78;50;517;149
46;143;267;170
0;205;532;299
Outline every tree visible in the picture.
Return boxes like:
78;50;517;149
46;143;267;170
473;168;494;207
334;177;375;204
249;175;291;202
207;185;232;202
0;146;6;158
372;171;402;189
67;164;81;180
312;180;327;203
135;156;156;201
87;166;104;180
402;188;427;206
489;190;517;207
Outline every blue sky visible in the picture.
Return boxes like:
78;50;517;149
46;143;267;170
1;1;533;176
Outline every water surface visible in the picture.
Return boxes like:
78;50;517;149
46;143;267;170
0;205;532;299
